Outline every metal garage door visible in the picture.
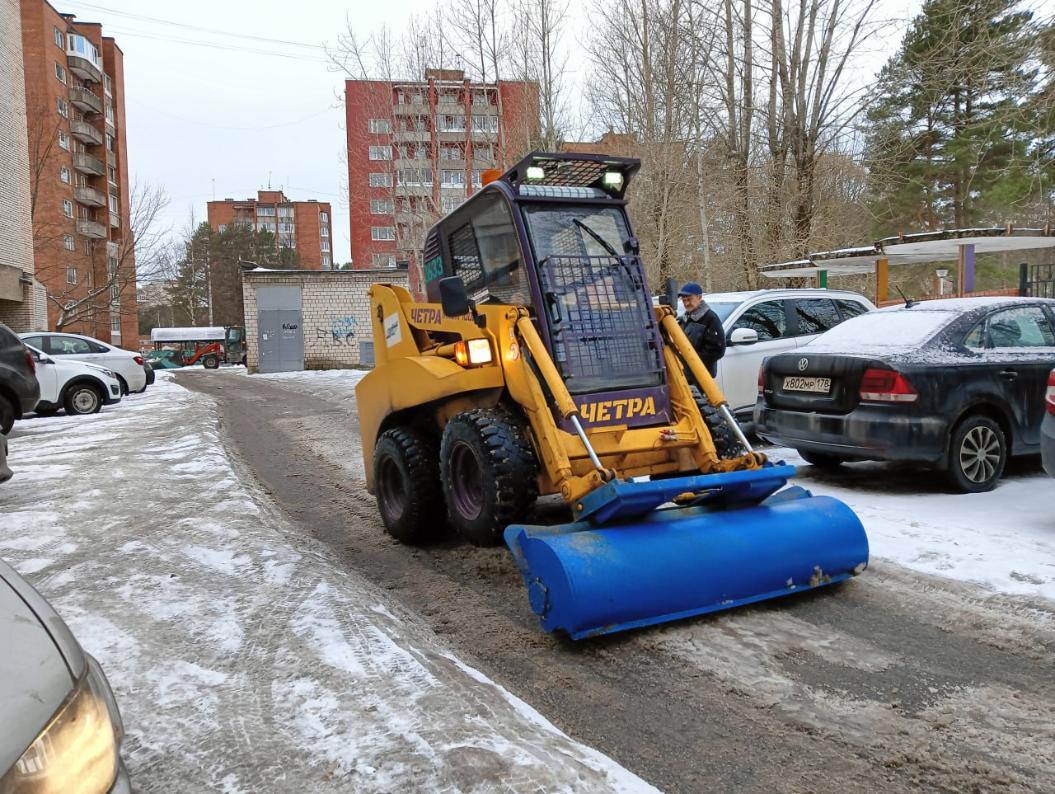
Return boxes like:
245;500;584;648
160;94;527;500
257;287;303;373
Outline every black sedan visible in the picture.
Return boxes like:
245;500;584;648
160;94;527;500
1043;368;1055;478
754;297;1055;492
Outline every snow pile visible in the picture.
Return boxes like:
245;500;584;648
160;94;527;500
771;447;1055;603
0;374;654;793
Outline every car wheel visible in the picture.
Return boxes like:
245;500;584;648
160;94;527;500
799;450;846;468
0;398;14;435
116;375;129;396
64;384;102;416
946;415;1006;493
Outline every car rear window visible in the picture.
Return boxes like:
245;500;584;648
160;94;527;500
805;310;951;353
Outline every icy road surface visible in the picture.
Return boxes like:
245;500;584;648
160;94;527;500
0;374;654;793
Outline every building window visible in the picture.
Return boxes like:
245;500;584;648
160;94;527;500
104;74;112;96
111;312;121;335
320;211;328;223
58;131;70;150
474;144;494;162
439;115;466;133
62;199;73;218
278;222;295;234
368;118;391;133
67;34;102;69
373;253;397;267
56;97;68;117
369;145;392;161
109;194;119;213
368;172;392;188
370;199;394;214
105;133;114;152
396;168;432;187
218;224;227;232
105;102;114;124
278;205;294;218
256;205;275;216
67;267;77;284
257;221;276;232
441;196;461;213
472;170;484;188
441;169;466;187
321;254;331;268
440;144;463;161
64;234;75;250
320;226;329;237
55;63;66;83
371;226;395;241
84;239;92;255
320;240;330;252
471;116;499;134
60;166;71;183
54;27;64;48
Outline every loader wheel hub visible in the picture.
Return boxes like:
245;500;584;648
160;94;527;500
377;457;406;522
449;441;484;520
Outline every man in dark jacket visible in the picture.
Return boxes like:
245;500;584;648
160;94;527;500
677;282;726;379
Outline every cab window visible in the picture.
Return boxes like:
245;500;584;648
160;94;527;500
445;192;525;303
732;301;787;341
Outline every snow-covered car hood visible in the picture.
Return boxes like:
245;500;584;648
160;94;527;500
0;561;80;772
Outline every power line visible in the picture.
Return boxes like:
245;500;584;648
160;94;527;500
101;25;331;64
63;1;326;51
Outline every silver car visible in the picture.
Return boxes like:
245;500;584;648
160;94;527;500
0;558;129;792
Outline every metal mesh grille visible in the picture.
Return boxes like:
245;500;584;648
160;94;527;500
1026;263;1055;298
537;255;664;394
524;157;610;188
448;223;483;287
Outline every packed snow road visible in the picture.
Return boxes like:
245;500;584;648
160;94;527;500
177;367;1055;793
0;374;651;793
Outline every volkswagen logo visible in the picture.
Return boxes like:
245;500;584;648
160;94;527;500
798;357;809;371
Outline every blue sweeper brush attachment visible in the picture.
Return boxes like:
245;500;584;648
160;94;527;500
504;465;869;640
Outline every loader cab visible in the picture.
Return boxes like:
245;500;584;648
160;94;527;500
425;152;671;426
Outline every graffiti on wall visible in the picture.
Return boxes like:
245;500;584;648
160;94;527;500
315;316;358;346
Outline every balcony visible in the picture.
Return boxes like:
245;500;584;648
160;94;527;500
74;185;106;207
393;104;427;116
69;86;102;115
72;152;105;176
77;219;107;239
67;55;102;83
70;119;103;146
393;130;432;143
110;212;120;229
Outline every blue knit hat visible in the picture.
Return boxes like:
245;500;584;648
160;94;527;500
678;282;704;297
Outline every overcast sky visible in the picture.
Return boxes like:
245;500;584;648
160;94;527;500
56;0;927;266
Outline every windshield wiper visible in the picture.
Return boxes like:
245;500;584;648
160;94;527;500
573;219;618;256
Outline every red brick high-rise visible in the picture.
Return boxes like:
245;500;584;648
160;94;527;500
19;0;136;345
344;68;539;274
206;190;333;270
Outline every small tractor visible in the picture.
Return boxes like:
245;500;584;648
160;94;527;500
148;326;247;369
356;153;868;639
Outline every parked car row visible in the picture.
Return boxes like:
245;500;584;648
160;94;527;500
753;297;1055;492
0;326;151;437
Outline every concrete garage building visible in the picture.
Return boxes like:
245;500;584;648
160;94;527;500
242;268;409;373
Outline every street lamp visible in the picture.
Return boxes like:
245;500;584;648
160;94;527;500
935;268;949;297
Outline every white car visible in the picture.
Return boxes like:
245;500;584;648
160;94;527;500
19;332;147;394
25;345;122;416
704;289;876;420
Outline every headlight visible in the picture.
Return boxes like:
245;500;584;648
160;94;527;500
103;370;117;379
0;665;120;794
454;338;493;367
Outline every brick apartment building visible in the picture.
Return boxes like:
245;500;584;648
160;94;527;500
344;68;538;275
207;190;334;270
19;0;136;345
1;0;47;332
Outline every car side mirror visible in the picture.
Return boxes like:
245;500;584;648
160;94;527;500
438;276;470;318
729;328;758;346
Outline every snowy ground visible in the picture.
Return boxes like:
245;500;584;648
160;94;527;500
253;367;1055;607
0;373;653;793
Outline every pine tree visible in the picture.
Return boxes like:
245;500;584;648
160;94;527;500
864;0;1040;231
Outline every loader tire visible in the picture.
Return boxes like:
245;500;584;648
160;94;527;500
440;408;539;546
692;388;745;459
373;427;445;544
203;355;220;369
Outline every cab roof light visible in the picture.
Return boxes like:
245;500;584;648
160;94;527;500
525;166;545;180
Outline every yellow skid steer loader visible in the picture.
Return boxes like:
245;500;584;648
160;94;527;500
356;153;868;639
